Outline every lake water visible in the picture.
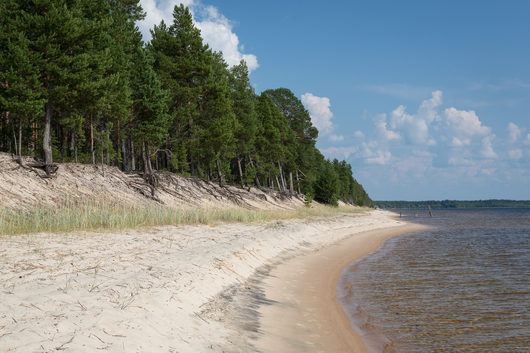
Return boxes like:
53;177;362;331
338;208;530;352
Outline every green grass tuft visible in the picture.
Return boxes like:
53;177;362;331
0;199;368;236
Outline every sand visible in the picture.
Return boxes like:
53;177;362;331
0;210;413;352
252;224;426;353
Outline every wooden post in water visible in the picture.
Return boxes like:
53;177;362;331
427;205;433;217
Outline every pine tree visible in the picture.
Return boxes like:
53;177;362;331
0;0;45;159
314;159;339;206
150;4;211;175
262;88;320;193
229;60;257;186
198;51;235;186
130;47;170;176
15;0;113;174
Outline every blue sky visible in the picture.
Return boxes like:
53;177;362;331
138;0;530;200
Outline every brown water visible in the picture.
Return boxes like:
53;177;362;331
338;208;530;352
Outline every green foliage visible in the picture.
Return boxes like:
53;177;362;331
0;3;373;207
314;159;339;206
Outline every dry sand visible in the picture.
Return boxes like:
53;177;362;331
0;210;411;352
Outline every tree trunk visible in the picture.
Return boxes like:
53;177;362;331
90;113;95;164
275;175;282;191
296;170;301;194
130;140;136;170
143;141;153;175
101;145;105;177
121;139;127;171
216;159;223;187
32;120;37;155
289;172;294;193
69;130;75;159
116;120;121;168
237;154;244;187
43;102;53;176
141;142;148;174
18;118;22;160
277;161;286;191
248;154;261;187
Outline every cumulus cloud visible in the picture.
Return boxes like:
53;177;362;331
374;114;400;141
138;0;258;72
507;122;522;142
195;6;258;71
321;89;529;199
388;91;441;145
301;93;344;141
444;107;491;146
322;90;507;173
481;136;497;159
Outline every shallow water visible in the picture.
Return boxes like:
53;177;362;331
338;208;530;352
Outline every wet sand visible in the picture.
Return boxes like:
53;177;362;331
253;223;426;353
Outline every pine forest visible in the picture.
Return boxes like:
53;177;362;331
0;0;372;206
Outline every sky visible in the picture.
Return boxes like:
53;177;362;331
137;0;530;200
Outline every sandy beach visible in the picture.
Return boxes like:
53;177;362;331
252;224;426;353
0;210;414;352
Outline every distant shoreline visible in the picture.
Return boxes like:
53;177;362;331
375;199;530;209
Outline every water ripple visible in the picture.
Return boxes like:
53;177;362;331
339;209;530;353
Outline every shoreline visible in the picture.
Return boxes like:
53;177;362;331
251;223;427;352
0;210;410;352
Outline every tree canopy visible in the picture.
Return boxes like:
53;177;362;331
0;1;372;206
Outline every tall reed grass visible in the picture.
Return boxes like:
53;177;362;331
0;199;367;236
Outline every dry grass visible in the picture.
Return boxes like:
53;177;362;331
0;198;368;236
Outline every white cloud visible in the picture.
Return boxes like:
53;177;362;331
354;130;365;139
445;107;491;136
481;136;497;159
195;6;258;71
389;91;442;145
507;122;522;142
418;90;443;123
138;0;194;39
138;0;258;72
374;114;400;141
365;150;392;165
301;93;333;132
301;93;344;141
444;107;492;147
329;134;344;142
451;137;470;147
508;149;523;160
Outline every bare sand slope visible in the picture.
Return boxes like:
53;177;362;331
0;153;303;211
0;211;404;352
